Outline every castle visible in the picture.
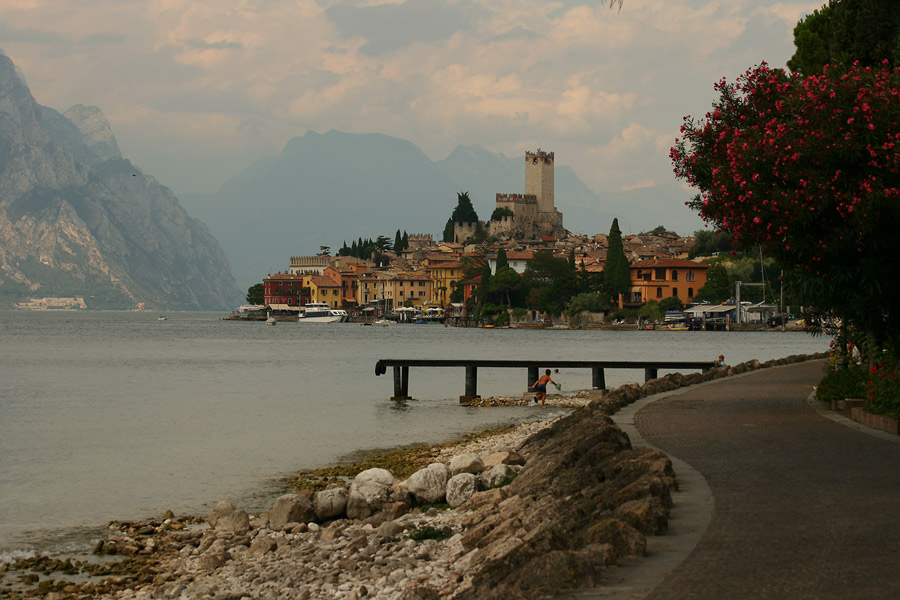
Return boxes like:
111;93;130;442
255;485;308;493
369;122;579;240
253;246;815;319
454;150;566;242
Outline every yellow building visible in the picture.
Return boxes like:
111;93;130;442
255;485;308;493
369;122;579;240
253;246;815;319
428;260;463;307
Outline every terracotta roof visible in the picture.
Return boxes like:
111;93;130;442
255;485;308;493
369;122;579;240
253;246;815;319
631;258;709;269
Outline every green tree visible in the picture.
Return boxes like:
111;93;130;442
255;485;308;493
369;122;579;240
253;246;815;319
443;218;455;243
523;251;578;315
490;207;515;221
638;300;663;322
246;283;264;305
788;1;900;76
491;266;521;307
394;229;402;253
689;230;732;258
659;296;685;312
451;191;479;223
694;263;732;303
603;219;631;304
401;231;409;250
496;247;509;272
318;245;330;256
671;61;900;355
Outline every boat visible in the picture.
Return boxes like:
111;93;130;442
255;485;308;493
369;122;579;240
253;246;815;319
373;318;392;326
157;315;168;321
265;314;276;326
297;302;349;324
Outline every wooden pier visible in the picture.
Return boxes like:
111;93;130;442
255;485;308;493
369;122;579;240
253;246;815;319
374;359;716;402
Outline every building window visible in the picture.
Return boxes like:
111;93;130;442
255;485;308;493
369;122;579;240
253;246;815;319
672;288;678;297
655;268;666;280
687;272;695;281
688;287;694;298
656;287;663;298
672;270;679;281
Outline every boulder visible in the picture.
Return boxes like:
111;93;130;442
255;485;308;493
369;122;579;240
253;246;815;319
267;494;315;531
446;473;479;508
347;468;396;520
406;463;451;504
207;501;250;535
449;453;484;476
482;451;526;469
480;464;519;489
314;487;349;521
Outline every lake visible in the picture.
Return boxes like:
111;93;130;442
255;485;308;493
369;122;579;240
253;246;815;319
0;311;831;557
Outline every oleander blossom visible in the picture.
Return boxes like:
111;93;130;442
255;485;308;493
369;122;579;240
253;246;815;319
670;61;900;356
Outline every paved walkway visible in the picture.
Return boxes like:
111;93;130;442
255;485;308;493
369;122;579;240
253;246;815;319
564;359;900;599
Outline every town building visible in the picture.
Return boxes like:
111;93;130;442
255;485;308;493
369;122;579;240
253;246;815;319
625;258;709;307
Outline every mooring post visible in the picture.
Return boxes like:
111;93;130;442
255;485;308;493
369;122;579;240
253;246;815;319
644;367;658;382
462;365;478;401
592;366;606;390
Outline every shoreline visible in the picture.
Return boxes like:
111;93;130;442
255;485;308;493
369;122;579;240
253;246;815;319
0;357;826;599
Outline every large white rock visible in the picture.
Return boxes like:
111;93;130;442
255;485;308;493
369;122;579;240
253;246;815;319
314;487;349;521
407;463;451;504
267;494;315;530
480;464;520;489
446;473;479;508
449;453;484;476
346;468;396;520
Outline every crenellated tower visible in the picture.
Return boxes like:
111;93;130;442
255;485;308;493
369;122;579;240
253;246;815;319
525;150;555;215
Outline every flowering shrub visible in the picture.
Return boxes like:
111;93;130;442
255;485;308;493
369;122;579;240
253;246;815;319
866;362;900;419
671;62;900;356
816;365;867;405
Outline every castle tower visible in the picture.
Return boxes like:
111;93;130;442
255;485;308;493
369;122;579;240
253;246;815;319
525;150;554;214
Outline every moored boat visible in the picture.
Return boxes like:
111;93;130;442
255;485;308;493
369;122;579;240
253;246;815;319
298;302;349;323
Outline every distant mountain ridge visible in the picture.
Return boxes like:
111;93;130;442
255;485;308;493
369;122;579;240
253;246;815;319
0;53;241;310
182;133;703;290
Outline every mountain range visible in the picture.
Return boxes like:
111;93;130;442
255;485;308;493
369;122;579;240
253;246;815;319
0;53;241;310
181;132;703;291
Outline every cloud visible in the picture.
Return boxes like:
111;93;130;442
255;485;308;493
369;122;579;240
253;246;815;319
185;38;242;50
0;0;819;199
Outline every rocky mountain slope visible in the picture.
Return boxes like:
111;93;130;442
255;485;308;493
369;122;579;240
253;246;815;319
0;53;241;310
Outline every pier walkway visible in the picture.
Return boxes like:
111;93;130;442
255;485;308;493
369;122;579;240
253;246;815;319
374;359;714;401
569;359;900;599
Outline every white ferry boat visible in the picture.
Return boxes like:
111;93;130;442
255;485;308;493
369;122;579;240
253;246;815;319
298;302;349;323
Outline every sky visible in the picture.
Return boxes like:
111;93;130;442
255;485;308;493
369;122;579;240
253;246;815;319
1;0;821;200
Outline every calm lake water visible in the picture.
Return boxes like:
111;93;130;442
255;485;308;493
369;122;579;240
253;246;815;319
0;311;831;557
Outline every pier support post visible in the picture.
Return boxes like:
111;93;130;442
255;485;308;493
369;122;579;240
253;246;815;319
392;366;410;401
527;366;538;390
644;367;658;382
461;365;479;403
592;366;606;390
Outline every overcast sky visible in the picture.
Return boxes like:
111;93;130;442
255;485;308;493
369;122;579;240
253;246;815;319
1;0;820;199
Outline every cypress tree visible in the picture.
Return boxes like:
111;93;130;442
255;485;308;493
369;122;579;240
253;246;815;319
496;247;509;272
394;229;402;252
604;218;631;304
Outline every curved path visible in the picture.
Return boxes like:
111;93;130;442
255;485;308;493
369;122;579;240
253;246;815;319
566;359;900;599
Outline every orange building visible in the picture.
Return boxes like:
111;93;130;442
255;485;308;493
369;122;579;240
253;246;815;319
626;258;709;307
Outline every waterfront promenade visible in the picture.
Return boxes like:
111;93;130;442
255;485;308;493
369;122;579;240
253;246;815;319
584;359;900;599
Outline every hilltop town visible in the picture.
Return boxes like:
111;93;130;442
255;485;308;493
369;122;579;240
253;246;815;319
254;150;776;327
